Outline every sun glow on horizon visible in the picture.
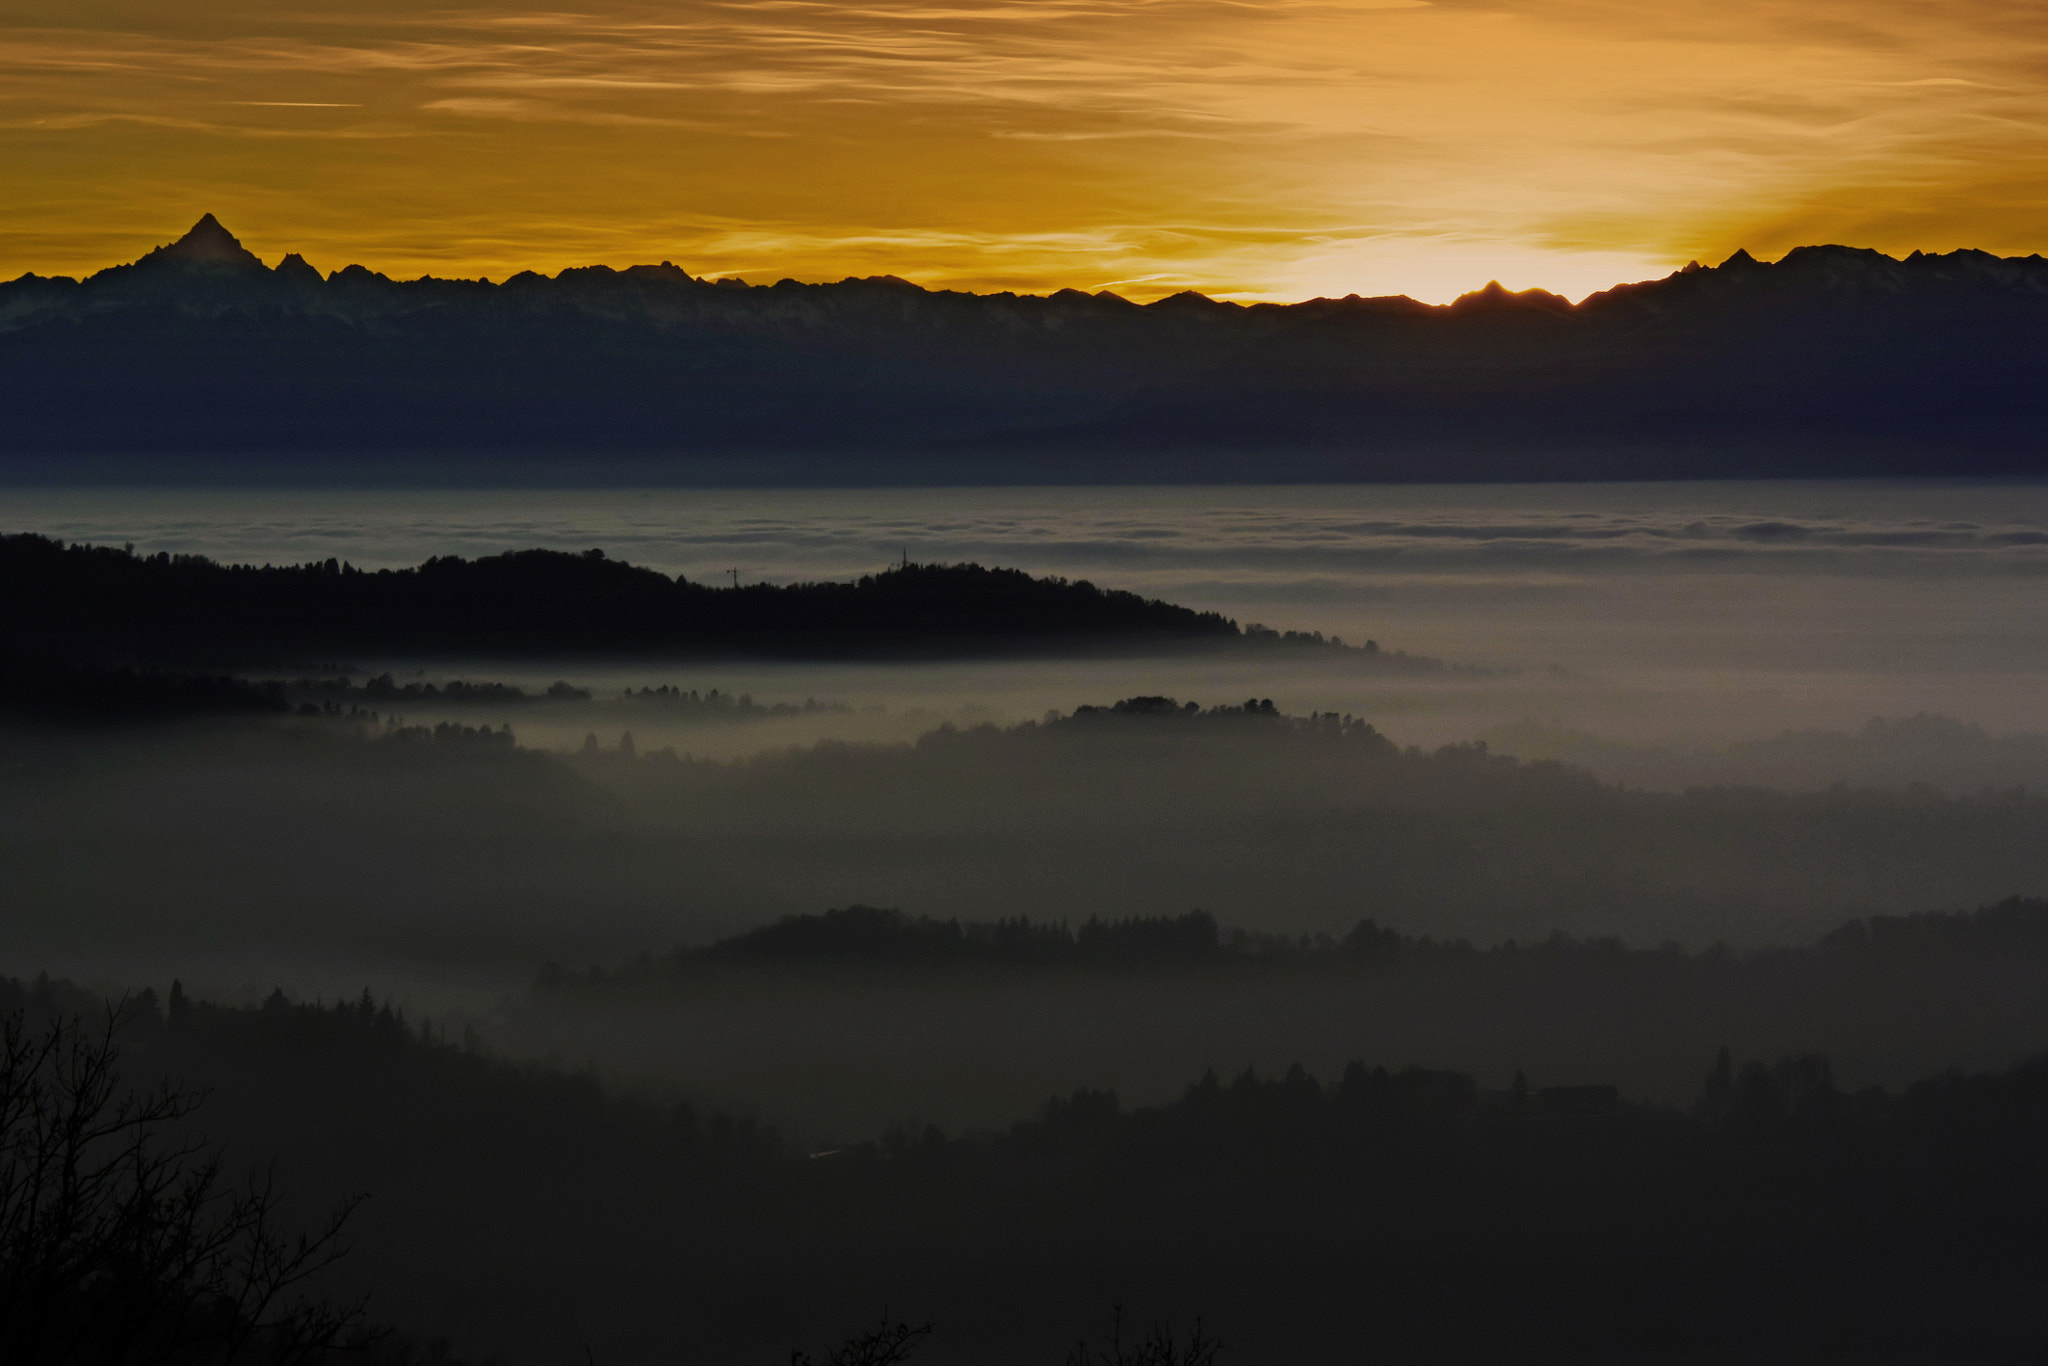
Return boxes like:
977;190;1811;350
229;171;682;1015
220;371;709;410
1260;237;1679;307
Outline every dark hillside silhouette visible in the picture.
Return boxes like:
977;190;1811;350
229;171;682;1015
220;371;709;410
6;217;2048;478
564;895;2048;985
694;904;1225;969
5;974;2045;1365
3;534;1385;667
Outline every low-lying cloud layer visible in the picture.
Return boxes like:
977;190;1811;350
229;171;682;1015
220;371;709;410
12;483;2048;707
16;480;2048;580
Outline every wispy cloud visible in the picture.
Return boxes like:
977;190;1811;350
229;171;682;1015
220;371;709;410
2;1;2046;297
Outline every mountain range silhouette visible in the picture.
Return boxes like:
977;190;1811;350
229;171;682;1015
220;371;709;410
4;215;2046;480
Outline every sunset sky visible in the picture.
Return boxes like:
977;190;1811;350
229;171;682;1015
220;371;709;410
4;1;2045;302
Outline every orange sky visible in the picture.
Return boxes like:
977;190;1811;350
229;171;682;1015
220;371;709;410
4;1;2045;302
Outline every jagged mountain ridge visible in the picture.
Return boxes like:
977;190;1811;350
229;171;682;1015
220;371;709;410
4;216;2046;479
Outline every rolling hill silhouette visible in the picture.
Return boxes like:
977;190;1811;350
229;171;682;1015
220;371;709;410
1;534;1331;666
5;216;2046;480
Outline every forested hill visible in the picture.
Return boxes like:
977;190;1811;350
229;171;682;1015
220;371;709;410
548;895;2048;986
8;215;2048;479
7;971;2048;1365
0;533;1331;664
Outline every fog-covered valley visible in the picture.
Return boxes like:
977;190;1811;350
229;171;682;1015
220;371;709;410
13;696;2048;974
10;478;2048;1152
6;479;2048;1364
7;692;2048;1146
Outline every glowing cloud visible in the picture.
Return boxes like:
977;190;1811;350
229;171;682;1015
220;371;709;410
2;1;2045;299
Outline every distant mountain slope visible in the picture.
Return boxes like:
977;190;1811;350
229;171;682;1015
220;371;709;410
4;217;2047;479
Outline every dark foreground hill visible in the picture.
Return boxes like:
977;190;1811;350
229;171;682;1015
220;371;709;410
6;215;2048;480
7;974;2047;1365
5;534;1390;667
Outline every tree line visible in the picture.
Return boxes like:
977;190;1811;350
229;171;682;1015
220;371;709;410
537;896;2048;994
2;536;1282;665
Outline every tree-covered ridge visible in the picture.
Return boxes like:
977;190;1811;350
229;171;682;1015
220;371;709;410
565;696;2048;945
697;905;1227;969
7;691;2047;961
2;534;1391;665
544;896;2048;990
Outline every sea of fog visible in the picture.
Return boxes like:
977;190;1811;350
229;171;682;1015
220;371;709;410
8;478;2048;753
11;478;2048;1116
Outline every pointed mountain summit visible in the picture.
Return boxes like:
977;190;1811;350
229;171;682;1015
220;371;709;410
138;214;267;272
274;252;324;286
